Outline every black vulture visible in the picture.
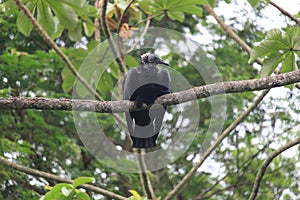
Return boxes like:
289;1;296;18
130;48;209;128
122;53;171;148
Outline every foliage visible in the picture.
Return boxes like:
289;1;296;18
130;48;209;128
4;0;96;40
0;0;300;200
137;0;205;22
43;177;95;200
249;27;300;77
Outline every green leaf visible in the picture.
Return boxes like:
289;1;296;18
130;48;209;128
52;21;64;39
62;67;75;93
76;191;90;200
44;183;72;200
136;0;156;14
207;0;217;7
4;0;19;15
97;71;114;96
138;0;204;18
167;11;185;22
59;0;86;8
46;0;78;30
125;55;139;67
249;29;290;63
16;1;36;36
128;190;141;200
109;63;119;79
72;177;95;188
82;18;95;37
172;5;202;17
286;26;300;48
168;0;206;8
68;22;83;41
37;1;55;38
281;52;295;74
281;52;295;90
247;0;259;7
261;52;283;77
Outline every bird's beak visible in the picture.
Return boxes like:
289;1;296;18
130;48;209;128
159;59;169;66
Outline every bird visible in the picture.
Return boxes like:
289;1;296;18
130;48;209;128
122;53;171;148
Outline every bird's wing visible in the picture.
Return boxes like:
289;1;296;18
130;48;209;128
151;68;171;136
125;112;134;135
122;68;139;100
159;69;171;90
123;68;140;136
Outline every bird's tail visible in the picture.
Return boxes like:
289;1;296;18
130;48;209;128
131;133;159;148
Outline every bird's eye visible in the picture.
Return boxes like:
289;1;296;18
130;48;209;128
148;57;154;62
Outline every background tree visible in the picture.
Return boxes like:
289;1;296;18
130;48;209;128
0;0;300;199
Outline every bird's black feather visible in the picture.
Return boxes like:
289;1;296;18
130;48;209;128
123;53;170;148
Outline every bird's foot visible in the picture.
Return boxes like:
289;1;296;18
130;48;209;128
134;96;144;108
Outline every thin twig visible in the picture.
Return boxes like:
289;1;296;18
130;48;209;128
164;89;270;200
14;0;103;101
0;155;127;200
117;0;136;34
134;149;157;199
270;0;300;24
94;0;101;41
126;18;151;54
248;136;300;200
193;175;228;200
100;0;126;74
193;141;271;200
203;5;263;65
133;13;164;27
15;0;127;128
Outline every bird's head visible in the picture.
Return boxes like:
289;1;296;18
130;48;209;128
140;53;169;66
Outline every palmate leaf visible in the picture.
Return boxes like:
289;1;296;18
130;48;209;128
171;5;202;17
167;11;185;22
14;0;95;39
136;0;155;14
137;0;205;21
261;52;284;77
68;21;83;41
83;20;95;37
46;0;78;30
286;26;300;47
249;27;300;78
281;52;295;74
281;52;296;89
16;0;37;36
37;1;55;38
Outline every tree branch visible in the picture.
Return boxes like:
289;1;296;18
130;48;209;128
100;0;126;73
13;0;127;129
13;0;102;101
0;156;127;200
270;0;300;24
164;89;270;200
203;5;263;65
117;0;136;34
248;136;300;200
1;70;299;112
